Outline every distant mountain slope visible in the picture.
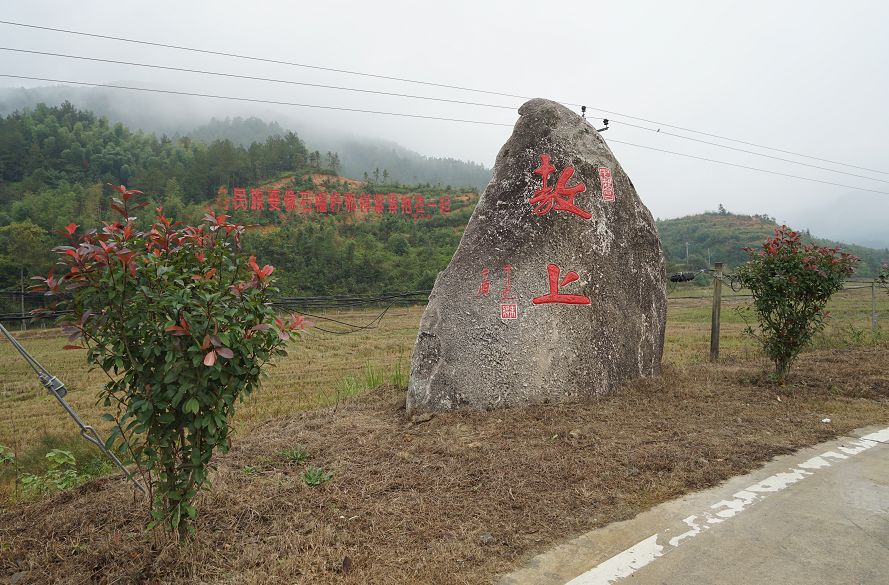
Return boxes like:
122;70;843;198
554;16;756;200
0;87;492;190
326;137;491;191
186;118;492;191
657;212;889;277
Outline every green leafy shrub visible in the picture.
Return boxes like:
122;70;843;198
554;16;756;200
879;262;889;292
736;226;858;380
35;185;305;536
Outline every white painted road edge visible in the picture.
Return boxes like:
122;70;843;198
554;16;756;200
565;425;889;585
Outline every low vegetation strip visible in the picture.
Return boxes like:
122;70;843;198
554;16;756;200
2;344;889;584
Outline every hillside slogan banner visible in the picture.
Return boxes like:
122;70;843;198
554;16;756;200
218;187;451;219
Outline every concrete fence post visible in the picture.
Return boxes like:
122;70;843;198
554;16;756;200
710;262;723;362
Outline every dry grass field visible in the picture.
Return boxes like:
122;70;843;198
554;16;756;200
1;284;888;584
1;284;886;475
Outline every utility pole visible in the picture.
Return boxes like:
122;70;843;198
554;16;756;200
708;248;711;267
20;264;25;331
710;262;723;362
685;242;689;267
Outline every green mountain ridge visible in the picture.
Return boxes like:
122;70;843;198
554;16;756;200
657;211;889;277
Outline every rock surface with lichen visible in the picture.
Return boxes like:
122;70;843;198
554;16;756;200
407;98;666;413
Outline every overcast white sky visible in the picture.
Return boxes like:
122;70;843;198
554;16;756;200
2;1;888;245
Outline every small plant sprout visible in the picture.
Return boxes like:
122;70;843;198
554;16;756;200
300;466;333;486
277;446;310;464
20;449;81;495
0;444;14;466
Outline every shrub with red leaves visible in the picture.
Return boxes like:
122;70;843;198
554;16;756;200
736;225;858;381
33;185;304;536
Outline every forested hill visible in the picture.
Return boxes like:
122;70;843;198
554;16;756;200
0;86;493;191
0;101;480;312
658;211;889;277
186;117;492;191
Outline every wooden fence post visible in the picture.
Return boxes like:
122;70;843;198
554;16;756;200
873;281;879;334
710;262;723;362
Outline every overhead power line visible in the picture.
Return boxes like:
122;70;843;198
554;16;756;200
0;20;531;101
605;137;889;196
0;46;516;112
2;73;887;196
1;18;885;176
0;74;514;127
607;118;889;185
5;45;888;186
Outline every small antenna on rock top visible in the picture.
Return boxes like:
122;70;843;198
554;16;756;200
581;105;586;119
597;118;609;132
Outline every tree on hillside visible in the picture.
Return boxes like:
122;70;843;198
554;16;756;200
0;221;50;320
325;151;341;172
162;177;186;219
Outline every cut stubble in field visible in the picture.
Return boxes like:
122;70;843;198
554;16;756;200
1;287;889;584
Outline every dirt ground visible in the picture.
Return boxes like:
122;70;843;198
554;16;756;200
2;345;889;584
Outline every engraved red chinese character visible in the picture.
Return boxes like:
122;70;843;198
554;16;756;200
232;188;247;210
530;154;591;220
413;194;426;217
315;192;328;213
283;190;297;212
476;268;491;297
400;195;413;216
299;191;313;213
532;263;590;305
267;189;281;212
250;189;265;211
358;193;371;212
500;264;515;300
329;192;343;213
598;167;615;201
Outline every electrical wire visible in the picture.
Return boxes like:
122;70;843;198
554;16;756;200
0;47;517;111
1;18;886;176
6;46;888;186
3;73;888;196
0;74;514;127
604;137;889;196
606;118;889;185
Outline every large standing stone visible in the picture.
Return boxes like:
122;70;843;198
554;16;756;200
407;98;666;413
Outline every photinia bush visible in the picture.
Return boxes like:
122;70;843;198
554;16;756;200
736;226;858;381
34;185;304;536
879;262;889;293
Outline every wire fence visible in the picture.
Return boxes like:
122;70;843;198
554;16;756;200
2;274;887;338
0;289;434;332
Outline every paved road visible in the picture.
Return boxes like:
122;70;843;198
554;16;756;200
500;425;889;585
